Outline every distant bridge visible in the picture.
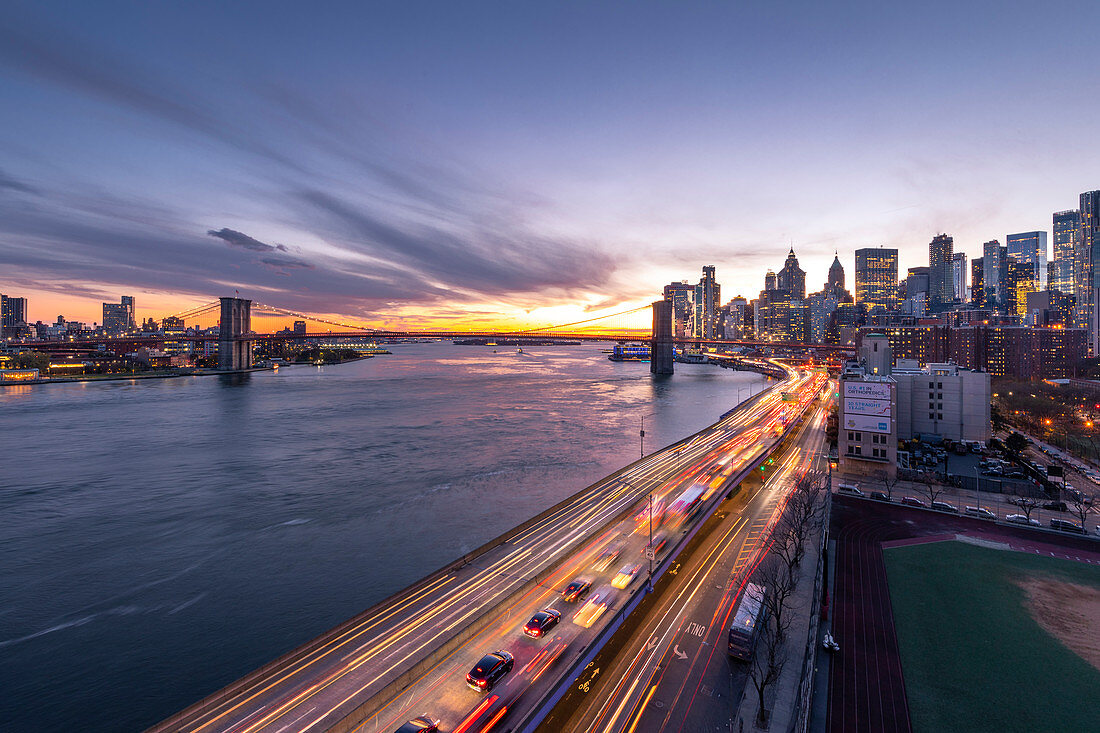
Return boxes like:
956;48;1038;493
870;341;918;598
11;297;857;369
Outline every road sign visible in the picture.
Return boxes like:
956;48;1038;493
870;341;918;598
645;546;656;560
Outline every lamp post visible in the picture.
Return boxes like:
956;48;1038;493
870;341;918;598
639;412;656;459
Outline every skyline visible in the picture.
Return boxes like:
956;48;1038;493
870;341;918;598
3;2;1100;327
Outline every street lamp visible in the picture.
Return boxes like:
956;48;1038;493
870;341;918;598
638;412;656;459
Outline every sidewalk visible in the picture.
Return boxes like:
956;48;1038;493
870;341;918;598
734;501;827;731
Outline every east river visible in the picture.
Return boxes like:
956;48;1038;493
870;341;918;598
0;343;768;732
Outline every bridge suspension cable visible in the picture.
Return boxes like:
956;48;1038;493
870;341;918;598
250;303;380;333
508;304;652;334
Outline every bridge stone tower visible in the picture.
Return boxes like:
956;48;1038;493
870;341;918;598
218;297;253;371
650;299;674;375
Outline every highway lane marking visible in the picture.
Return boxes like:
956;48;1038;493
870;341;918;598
235;462;676;733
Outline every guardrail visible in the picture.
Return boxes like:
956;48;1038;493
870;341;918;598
790;476;831;733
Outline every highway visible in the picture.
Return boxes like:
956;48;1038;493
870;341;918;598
152;362;824;733
538;397;828;733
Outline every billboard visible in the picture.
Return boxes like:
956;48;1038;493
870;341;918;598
845;397;892;417
843;381;891;400
842;414;890;434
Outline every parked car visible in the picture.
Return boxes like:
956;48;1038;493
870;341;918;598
466;650;514;692
900;496;926;508
1043;501;1068;513
837;483;864;497
561;579;592;602
522;609;561;638
964;506;996;520
1006;514;1040;527
869;491;890;501
931;501;958;513
394;716;439;733
1050;518;1085;534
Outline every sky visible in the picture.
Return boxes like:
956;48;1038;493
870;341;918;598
2;1;1100;329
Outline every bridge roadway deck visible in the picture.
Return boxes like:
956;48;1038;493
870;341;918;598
537;401;827;733
151;364;806;733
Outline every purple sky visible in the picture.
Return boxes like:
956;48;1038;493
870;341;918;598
2;1;1099;327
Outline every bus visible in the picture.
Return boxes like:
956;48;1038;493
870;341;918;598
727;582;766;661
665;484;709;530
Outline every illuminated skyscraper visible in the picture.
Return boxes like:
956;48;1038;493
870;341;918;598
1051;210;1079;296
102;296;135;335
951;251;967;302
1006;231;1048;290
693;265;720;340
929;234;954;312
971;257;985;307
776;247;806;299
1081;190;1100;353
828;252;845;292
854;247;898;312
663;281;696;338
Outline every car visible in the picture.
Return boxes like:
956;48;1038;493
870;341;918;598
573;585;616;628
1006;514;1040;526
466;650;514;692
901;496;926;508
964;506;996;520
642;532;668;556
931;501;958;513
592;544;623;572
1006;496;1028;506
1043;501;1068;512
394;716;439;733
612;563;641;589
836;483;864;496
522;609;561;638
562;579;592;602
1050;518;1085;534
869;491;890;501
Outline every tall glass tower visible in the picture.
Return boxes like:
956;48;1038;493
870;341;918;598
854;247;899;312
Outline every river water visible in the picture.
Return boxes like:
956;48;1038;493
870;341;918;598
0;343;767;732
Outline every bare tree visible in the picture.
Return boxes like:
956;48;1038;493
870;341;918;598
917;470;949;506
754;554;798;644
748;611;789;728
1067;490;1098;532
875;469;900;501
1012;489;1041;524
775;472;824;575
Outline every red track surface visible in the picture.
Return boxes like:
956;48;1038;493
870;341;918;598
826;495;1100;733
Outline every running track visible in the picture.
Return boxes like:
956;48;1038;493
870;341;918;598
825;496;1100;733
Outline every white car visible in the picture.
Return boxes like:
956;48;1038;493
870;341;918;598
964;506;996;520
1006;514;1040;527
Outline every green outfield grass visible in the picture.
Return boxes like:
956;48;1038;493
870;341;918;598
884;540;1100;733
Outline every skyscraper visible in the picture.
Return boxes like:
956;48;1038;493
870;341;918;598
1052;210;1079;296
951;251;967;302
776;247;806;299
764;270;777;292
1;294;28;337
693;265;720;340
828;252;845;292
663;281;696;338
929;234;954;312
1006;231;1048;290
982;239;1004;311
971;257;985;307
854;247;898;312
1081;190;1100;353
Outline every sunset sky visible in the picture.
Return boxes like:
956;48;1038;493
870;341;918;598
2;1;1100;329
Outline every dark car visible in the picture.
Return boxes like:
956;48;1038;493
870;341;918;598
466;650;514;692
394;716;439;733
931;501;958;513
869;491;890;501
1043;501;1068;512
900;496;926;508
562;579;592;602
523;608;561;638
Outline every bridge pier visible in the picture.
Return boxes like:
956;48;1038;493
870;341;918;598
650;299;674;375
218;297;253;371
